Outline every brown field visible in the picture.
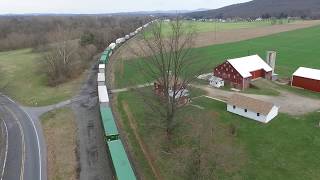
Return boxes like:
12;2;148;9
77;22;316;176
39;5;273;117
41;108;78;180
114;20;320;60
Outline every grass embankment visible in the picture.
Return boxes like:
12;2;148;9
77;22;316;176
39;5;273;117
117;90;320;179
41;108;78;180
0;49;83;106
115;25;320;97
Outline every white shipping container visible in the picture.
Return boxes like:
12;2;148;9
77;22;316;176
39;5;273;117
99;64;105;73
98;85;109;103
109;43;116;50
116;38;125;44
97;73;105;82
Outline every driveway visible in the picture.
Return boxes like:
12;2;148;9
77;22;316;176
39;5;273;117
193;85;320;115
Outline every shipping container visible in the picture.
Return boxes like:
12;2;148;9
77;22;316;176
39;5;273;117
100;106;119;140
107;140;136;180
98;85;109;103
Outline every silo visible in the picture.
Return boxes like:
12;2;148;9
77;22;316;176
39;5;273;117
266;51;276;74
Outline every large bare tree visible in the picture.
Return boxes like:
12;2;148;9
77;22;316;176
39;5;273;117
134;17;197;140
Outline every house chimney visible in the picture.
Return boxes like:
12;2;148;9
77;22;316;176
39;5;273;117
266;51;276;74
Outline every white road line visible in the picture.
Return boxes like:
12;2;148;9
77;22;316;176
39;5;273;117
4;107;25;180
2;95;42;180
0;119;8;180
20;107;42;180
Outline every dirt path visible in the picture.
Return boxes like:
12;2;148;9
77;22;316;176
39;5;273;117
114;20;320;60
122;102;162;180
192;84;320;115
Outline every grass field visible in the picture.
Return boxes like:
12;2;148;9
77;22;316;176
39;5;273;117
115;25;320;93
144;20;292;38
0;49;84;106
41;108;78;180
117;91;320;179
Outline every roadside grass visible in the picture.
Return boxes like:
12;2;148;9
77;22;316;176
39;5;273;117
41;108;78;180
144;20;290;38
118;90;320;179
0;49;84;106
115;25;320;97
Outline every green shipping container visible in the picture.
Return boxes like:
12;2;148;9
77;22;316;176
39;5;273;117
99;54;108;64
108;140;136;180
100;106;119;141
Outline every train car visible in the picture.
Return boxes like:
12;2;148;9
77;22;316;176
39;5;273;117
99;64;105;73
98;85;109;106
130;32;135;37
107;140;136;180
109;43;116;50
116;38;125;44
100;106;119;141
97;73;105;86
99;54;109;64
125;35;130;40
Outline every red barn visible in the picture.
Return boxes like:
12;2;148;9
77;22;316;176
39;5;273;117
291;67;320;92
214;55;273;90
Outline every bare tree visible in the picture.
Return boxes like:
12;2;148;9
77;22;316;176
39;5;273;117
134;17;197;141
42;27;78;85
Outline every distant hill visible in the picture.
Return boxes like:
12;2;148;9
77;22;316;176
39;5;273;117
186;0;320;19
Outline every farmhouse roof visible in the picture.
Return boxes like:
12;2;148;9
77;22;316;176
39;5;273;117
293;67;320;81
227;55;272;78
227;94;275;115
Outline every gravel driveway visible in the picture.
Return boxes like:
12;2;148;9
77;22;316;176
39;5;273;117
193;85;320;115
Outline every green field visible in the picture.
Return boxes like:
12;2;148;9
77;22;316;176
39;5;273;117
144;20;292;38
0;49;83;106
117;91;320;180
116;25;320;90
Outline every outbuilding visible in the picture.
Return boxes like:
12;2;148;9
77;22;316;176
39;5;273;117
214;55;273;90
227;94;279;123
209;76;224;88
291;67;320;92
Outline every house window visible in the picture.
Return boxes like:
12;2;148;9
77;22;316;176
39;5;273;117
233;105;236;109
257;113;260;116
244;109;248;112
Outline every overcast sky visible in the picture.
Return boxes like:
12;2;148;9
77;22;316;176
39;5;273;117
0;0;251;14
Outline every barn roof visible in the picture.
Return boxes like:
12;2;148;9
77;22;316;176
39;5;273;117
293;67;320;81
227;94;275;115
227;55;272;78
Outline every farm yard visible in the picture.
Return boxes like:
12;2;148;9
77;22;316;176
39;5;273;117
109;19;320;179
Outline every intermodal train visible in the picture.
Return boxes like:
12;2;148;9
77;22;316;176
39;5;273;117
97;20;155;180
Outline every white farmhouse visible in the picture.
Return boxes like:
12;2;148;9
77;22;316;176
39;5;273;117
227;94;279;123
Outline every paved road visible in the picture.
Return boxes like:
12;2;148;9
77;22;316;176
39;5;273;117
0;94;44;180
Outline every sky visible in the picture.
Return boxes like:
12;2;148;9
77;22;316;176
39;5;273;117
0;0;251;14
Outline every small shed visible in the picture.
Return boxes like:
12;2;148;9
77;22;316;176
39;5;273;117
209;76;224;88
99;64;105;73
97;73;105;86
291;67;320;92
227;94;279;123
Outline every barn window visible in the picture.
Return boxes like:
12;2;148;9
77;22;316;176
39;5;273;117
257;113;260;116
244;109;248;112
233;105;236;109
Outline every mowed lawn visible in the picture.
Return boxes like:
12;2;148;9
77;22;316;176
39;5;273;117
0;49;83;106
115;25;320;88
117;91;320;179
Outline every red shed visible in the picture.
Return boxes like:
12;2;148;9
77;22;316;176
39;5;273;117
214;55;273;90
291;67;320;92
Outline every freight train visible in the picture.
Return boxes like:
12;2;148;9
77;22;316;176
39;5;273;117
97;20;155;180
